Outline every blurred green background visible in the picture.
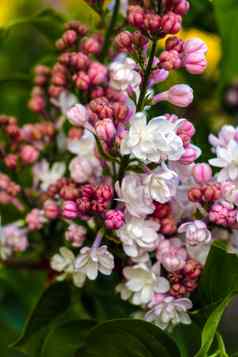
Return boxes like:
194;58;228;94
0;0;238;355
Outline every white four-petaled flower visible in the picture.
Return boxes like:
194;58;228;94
121;113;184;163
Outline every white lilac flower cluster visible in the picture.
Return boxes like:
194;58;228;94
1;2;238;334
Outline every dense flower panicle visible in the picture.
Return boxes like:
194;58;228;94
2;1;237;334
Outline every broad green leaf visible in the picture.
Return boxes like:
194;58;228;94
0;8;64;45
195;294;233;357
171;322;201;357
214;0;238;86
41;319;97;357
196;241;238;305
76;319;180;357
12;282;71;355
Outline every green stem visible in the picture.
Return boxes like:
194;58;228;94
100;0;120;62
137;39;157;111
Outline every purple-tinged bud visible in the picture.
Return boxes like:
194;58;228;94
154;84;193;108
183;38;208;75
192;163;212;184
161;11;182;35
144;13;161;33
115;31;133;51
177;119;195;146
95;118;116;142
88;62;107;85
62;200;78;219
74;72;90;91
20;145;39;164
105;210;125;230
173;0;190;16
43;199;60;220
179;145;201;165
128;6;145;28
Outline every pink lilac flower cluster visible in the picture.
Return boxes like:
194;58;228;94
0;0;237;332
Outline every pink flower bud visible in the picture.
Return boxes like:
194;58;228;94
115;31;133;51
105;209;125;230
95;118;116;142
159;50;182;70
192;163;212;184
154;84;193;107
26;209;45;231
62;200;78;219
67;104;88;127
96;183;113;202
128;6;145;28
88;62;108;85
62;30;78;46
82;37;101;54
74;72;90;91
28;96;46;113
183;38;208;75
179;145;201;165
4;154;18;169
43;199;60;220
161;11;182;34
166;36;184;52
173;0;190;16
177;119;195;146
149;68;169;87
20;145;39;164
71;52;90;70
144;13;161;33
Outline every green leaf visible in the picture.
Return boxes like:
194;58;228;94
196;241;238;305
171;322;201;357
214;0;238;86
195;294;233;357
41;319;97;357
76;319;180;357
12;282;71;355
0;8;64;45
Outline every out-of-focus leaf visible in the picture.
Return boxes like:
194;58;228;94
41;319;97;357
12;282;71;356
76;319;180;357
214;0;238;86
0;8;64;45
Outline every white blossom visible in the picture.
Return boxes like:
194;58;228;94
118;216;160;257
116;174;154;218
178;220;211;246
122;263;170;305
33;160;66;191
50;247;86;287
209;140;238;182
75;245;114;280
51;91;78;115
67;129;96;157
145;296;192;331
143;165;178;203
109;57;141;92
121;113;184;163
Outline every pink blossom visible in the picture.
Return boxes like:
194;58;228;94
156;238;187;272
88;62;108;85
178;220;211;246
65;224;86;247
26;209;46;231
209;201;237;227
20;145;39;164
